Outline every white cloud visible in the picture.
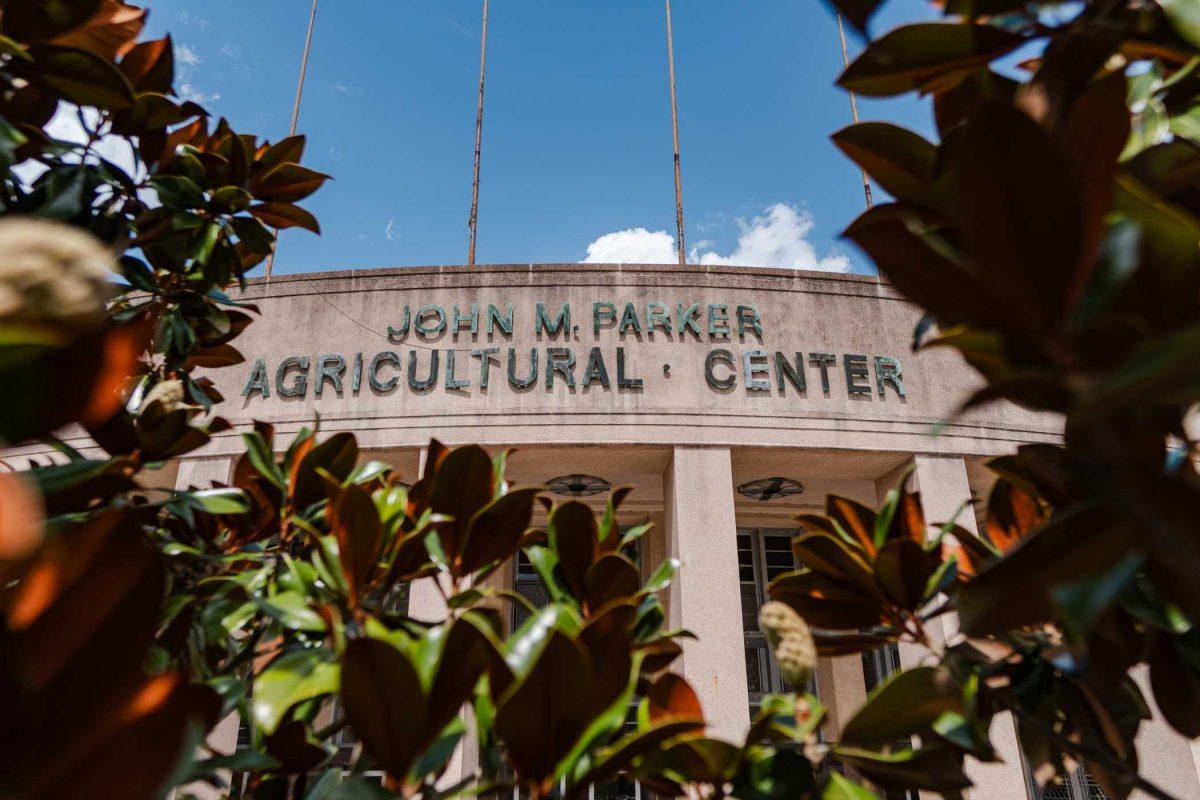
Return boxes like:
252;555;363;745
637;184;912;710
385;218;399;242
691;204;850;272
176;44;201;66
581;203;850;272
582;227;676;264
178;10;211;31
178;83;220;104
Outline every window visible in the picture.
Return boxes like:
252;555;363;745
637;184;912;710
862;642;901;695
1029;766;1107;800
738;528;816;716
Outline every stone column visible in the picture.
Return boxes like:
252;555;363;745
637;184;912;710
910;455;1029;800
1131;666;1200;800
663;446;749;742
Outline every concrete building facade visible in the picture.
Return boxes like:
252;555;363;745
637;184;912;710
17;263;1198;799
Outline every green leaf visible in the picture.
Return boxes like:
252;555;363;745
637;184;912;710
257;591;327;632
504;603;582;678
187;486;250;514
835;744;971;792
253;648;340;735
838;23;1023;97
840;667;963;747
822;771;877;800
348;459;392;484
211;185;253;212
28;45;136;109
1160;0;1200;49
642;557;680;595
242;430;285;489
151;174;205;208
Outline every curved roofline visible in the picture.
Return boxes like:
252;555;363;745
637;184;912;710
249;262;884;287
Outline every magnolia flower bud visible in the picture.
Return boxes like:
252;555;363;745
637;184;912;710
759;600;816;689
0;217;115;329
141;379;186;413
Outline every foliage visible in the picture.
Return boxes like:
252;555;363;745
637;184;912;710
2;1;1198;800
775;0;1200;798
0;6;835;800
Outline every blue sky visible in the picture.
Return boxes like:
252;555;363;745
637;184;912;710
144;1;938;276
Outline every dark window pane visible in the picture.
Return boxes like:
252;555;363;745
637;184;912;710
740;582;761;631
594;775;639;800
745;645;764;694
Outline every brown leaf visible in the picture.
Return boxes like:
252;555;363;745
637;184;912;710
768;569;885;630
117;35;172;93
249;202;321;234
548;500;598;599
826;495;878;556
646;673;704;729
985;479;1044;553
495;630;594;786
50;0;146;60
340;637;430;778
584;553;641;611
327;482;383;608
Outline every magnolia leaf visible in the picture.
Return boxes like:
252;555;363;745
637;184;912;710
831;122;946;212
28;44;136;108
840;666;963;746
252;649;339;735
839;23;1023;97
187;486;250;515
249;202;321;234
1160;0;1200;49
341;637;431;777
256;591;327;632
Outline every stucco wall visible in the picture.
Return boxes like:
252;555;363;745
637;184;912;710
175;263;1060;458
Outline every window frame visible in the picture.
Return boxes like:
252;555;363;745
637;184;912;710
737;526;818;713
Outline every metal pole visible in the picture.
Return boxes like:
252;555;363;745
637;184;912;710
665;0;686;266
265;0;319;278
467;0;488;267
835;10;873;209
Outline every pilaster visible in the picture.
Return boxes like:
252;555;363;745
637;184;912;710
663;445;749;742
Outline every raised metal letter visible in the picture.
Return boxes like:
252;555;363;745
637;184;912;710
369;351;400;391
315;354;346;397
705;349;735;389
276;356;310;398
408;349;439;390
242;358;270;398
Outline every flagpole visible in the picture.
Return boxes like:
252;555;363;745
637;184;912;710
665;0;686;266
835;10;873;209
467;0;488;267
265;0;319;278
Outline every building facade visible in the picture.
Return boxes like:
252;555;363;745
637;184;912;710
17;263;1199;799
